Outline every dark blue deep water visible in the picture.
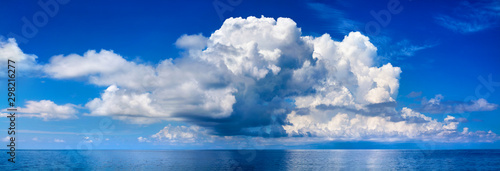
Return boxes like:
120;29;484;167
1;150;500;170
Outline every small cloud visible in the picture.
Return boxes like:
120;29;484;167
471;119;484;122
54;139;65;143
175;33;208;50
2;136;10;142
457;117;469;123
83;136;93;143
446;117;469;123
137;137;150;143
32;137;39;141
149;124;216;144
406;91;422;98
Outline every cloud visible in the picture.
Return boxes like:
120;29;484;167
175;33;208;50
83;66;237;124
386;40;438;58
43;49;157;90
83;136;93;143
293;32;400;107
85;85;163;124
2;100;78;121
44;50;129;78
41;16;498;143
19;130;79;135
142;124;271;148
2;136;11;142
435;0;500;33
417;94;498;114
446;117;470;123
137;137;150;143
374;38;439;64
148;124;216;144
54;139;65;143
44;16;309;135
406;91;422;98
283;108;498;142
0;38;42;76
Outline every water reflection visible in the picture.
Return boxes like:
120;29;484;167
2;149;500;170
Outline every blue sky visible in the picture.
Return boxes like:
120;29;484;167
0;0;499;149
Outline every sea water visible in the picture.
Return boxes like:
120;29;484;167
1;149;499;170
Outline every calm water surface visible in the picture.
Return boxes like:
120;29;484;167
1;150;499;170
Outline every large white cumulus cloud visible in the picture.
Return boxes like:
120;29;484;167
41;16;498;142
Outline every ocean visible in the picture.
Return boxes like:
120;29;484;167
1;150;500;170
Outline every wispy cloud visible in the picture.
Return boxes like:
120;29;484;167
376;38;439;63
390;40;439;58
435;0;500;33
54;139;65;143
406;91;422;98
307;2;361;35
19;130;80;135
416;94;498;114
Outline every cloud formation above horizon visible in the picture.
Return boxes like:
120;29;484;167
2;16;498;144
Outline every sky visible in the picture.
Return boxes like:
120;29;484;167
0;0;499;150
